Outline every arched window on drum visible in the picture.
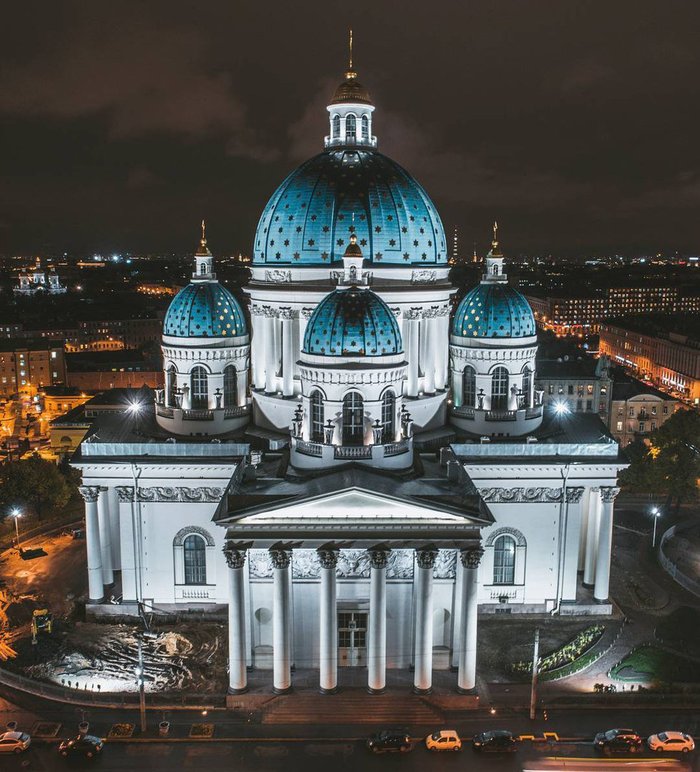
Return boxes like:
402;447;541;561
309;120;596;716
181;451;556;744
191;366;208;410
463;366;476;408
491;366;509;411
223;365;237;407
345;114;357;142
310;390;324;443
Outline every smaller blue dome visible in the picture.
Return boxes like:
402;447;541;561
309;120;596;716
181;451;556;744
303;287;402;357
453;284;536;338
164;282;247;338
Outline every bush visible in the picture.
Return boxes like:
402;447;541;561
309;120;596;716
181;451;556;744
509;625;605;678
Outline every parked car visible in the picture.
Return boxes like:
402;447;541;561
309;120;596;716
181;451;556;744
0;731;31;754
594;729;643;755
58;734;104;759
648;731;695;753
366;729;413;753
426;729;462;751
472;730;518;752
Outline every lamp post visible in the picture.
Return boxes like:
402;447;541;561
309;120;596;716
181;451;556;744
651;507;661;549
135;637;147;733
10;508;22;551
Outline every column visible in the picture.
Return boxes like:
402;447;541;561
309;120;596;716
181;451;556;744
583;487;600;587
457;547;483;692
116;487;137;601
280;308;295;397
107;486;121;570
594;487;619;603
298;310;312;380
96;487;113;586
264;309;277;394
562;488;585;602
251;307;265;389
577;488;590;573
434;308;448;391
368;548;389;694
405;310;420;396
317;549;338;694
270;548;292;693
422;313;436;394
224;543;248;694
79;486;103;602
413;548;437;694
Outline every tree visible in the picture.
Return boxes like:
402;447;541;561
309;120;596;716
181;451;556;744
0;454;73;522
620;409;700;513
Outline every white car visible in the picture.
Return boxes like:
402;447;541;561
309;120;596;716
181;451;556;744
0;731;31;754
648;731;695;753
425;729;462;751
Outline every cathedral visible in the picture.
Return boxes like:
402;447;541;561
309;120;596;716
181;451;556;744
74;55;625;698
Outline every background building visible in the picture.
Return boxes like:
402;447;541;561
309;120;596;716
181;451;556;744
0;339;66;397
599;314;700;403
535;353;612;420
609;376;681;446
14;258;67;295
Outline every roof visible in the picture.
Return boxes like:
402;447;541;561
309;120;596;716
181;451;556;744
303;286;403;357
536;357;601;378
453;283;536;338
612;376;676;402
163;282;247;339
330;73;373;105
0;338;63;352
253;149;446;266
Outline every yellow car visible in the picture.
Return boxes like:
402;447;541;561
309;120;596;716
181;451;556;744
426;729;462;751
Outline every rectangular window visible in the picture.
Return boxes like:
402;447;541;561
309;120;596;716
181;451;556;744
651;422;656;431
586;399;593;411
629;407;634;417
587;384;594;394
548;384;554;395
567;385;574;395
663;405;669;415
576;399;583;411
616;421;623;431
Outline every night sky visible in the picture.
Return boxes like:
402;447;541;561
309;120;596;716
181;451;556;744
2;1;700;255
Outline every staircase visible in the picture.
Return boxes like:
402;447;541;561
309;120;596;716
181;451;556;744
262;689;444;725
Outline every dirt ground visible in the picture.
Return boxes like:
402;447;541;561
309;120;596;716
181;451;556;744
477;616;609;682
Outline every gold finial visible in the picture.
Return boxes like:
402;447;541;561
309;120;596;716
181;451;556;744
492;220;498;248
345;28;357;80
201;219;207;247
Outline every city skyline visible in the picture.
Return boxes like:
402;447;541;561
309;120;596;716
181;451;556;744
2;2;700;254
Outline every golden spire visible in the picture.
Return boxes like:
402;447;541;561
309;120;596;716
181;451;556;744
492;220;498;249
345;27;357;80
196;219;211;256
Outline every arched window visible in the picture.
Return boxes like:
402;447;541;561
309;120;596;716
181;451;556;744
522;366;532;406
491;366;509;410
332;114;340;139
167;365;177;407
183;534;207;585
345;114;357;142
361;114;369;140
381;391;395;442
342;391;364;445
310;390;324;442
199;261;206;275
493;535;516;585
463;366;476;407
223;365;237;407
191;366;208;410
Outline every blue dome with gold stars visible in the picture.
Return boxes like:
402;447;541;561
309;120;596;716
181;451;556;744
254;149;446;266
163;282;247;339
452;284;536;339
303;286;402;357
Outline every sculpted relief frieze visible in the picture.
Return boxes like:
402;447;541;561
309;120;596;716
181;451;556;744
479;487;564;503
114;486;224;503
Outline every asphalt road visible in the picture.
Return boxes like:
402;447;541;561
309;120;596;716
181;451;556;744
1;707;699;772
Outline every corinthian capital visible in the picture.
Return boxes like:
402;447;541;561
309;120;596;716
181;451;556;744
600;486;621;503
565;487;585;504
269;548;291;569
368;548;390;569
460;547;484;569
317;549;338;570
78;486;100;503
416;548;438;569
224;543;247;570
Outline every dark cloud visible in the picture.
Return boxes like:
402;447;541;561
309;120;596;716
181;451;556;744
2;0;700;253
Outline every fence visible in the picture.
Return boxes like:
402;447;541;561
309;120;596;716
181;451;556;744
659;523;700;598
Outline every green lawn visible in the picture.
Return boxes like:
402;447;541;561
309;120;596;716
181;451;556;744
610;645;700;684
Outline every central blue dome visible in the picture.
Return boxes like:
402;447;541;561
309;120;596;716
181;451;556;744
164;282;247;338
303;286;402;356
453;284;536;339
254;149;446;266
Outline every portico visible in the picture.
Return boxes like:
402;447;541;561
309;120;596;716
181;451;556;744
217;471;491;697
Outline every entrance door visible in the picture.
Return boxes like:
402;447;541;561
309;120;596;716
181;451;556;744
338;611;367;667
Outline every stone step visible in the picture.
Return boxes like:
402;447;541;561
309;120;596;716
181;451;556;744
263;691;444;724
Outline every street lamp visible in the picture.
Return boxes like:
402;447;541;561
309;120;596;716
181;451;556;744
651;507;661;549
10;508;22;551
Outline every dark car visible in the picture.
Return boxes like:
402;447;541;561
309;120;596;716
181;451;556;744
472;730;518;752
367;729;414;753
58;734;104;760
594;728;643;755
